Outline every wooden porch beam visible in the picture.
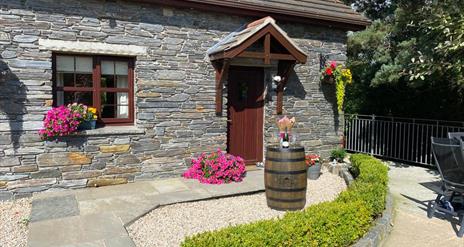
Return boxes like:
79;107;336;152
209;52;226;61
237;51;264;59
237;51;296;61
264;33;271;64
214;60;230;116
270;53;297;60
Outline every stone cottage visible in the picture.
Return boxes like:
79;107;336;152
0;0;369;199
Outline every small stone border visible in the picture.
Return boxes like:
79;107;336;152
326;162;394;247
353;193;393;247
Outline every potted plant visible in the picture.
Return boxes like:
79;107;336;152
330;148;347;163
68;103;97;130
82;106;97;130
38;105;82;139
306;154;321;180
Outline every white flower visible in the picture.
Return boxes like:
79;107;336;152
273;75;282;82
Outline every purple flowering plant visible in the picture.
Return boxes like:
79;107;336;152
183;149;247;184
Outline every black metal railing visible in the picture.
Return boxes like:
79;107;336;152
344;114;464;166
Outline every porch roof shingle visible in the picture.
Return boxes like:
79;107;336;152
207;16;307;62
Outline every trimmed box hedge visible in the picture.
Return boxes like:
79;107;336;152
181;154;388;247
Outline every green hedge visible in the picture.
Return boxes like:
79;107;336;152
182;154;388;247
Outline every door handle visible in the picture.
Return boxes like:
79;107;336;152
227;120;232;123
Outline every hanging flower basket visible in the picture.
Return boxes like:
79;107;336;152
320;61;353;113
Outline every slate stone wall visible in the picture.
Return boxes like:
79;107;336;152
0;0;346;199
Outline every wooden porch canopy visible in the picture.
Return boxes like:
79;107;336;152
208;17;308;115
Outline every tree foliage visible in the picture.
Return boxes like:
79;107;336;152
345;0;464;120
343;0;396;20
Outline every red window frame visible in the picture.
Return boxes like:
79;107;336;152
52;54;135;126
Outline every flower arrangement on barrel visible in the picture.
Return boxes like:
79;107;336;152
183;149;247;184
276;116;296;148
321;61;353;113
39;103;97;139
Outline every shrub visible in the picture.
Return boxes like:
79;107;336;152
182;149;246;184
182;154;388;247
338;154;389;216
330;148;347;162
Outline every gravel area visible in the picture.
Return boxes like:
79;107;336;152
0;198;32;247
128;169;347;247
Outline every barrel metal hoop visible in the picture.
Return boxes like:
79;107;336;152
267;146;305;152
264;169;307;175
267;197;306;203
265;186;306;192
266;157;305;162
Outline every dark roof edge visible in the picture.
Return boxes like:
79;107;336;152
135;0;370;31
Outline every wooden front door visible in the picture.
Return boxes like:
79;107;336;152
227;66;264;166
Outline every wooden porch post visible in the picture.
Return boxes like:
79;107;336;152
214;59;230;116
276;61;296;115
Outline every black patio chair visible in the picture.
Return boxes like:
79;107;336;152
448;132;464;142
429;137;464;237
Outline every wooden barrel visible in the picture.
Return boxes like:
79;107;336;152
265;146;307;211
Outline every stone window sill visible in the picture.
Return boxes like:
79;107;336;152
77;126;145;136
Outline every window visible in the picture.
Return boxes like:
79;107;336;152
53;55;134;125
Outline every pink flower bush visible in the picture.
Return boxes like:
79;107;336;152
183;149;247;184
38;105;83;139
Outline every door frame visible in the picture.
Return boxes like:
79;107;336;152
226;65;266;165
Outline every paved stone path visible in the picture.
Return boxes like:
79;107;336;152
27;171;264;247
384;164;464;247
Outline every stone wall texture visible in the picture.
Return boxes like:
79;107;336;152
0;0;346;199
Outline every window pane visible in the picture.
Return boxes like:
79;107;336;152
101;105;129;119
57;91;64;106
115;61;128;75
101;92;129;119
118;106;129;118
101;60;129;88
75;57;92;72
101;75;115;88
64;91;93;106
101;105;116;118
101;92;115;105
57;73;74;87
101;61;114;75
75;73;93;87
116;75;128;88
56;56;74;72
56;56;93;88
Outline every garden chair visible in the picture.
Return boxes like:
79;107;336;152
429;137;464;237
448;132;464;152
448;132;464;142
